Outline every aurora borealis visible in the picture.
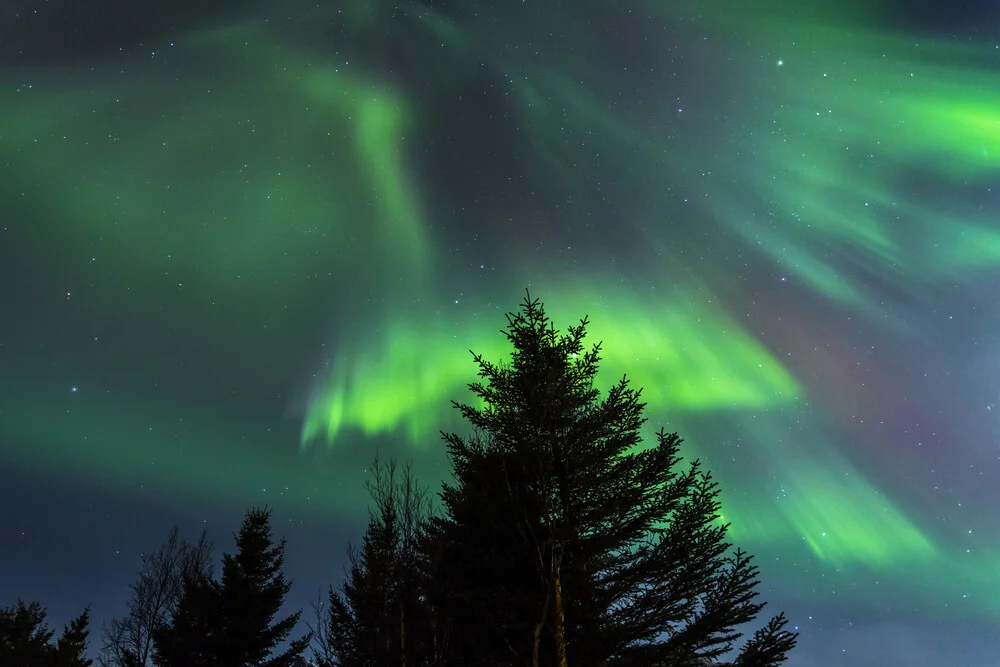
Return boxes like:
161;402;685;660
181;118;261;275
2;0;999;663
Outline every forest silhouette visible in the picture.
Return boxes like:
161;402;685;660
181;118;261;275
1;295;797;667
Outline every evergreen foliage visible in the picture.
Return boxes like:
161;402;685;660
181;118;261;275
151;565;221;667
54;607;94;667
315;457;434;667
0;599;93;667
152;507;311;667
418;294;797;666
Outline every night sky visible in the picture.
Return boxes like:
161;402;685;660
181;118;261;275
2;0;999;664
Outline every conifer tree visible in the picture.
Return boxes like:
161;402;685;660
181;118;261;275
0;599;54;665
423;294;797;667
151;566;221;667
315;457;433;667
217;507;311;667
0;599;93;666
153;507;310;667
54;607;94;667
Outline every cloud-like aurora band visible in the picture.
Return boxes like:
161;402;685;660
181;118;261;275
301;281;801;444
0;24;432;301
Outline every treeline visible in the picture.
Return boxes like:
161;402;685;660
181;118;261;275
3;296;797;667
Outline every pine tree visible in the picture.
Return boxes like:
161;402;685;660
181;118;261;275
423;294;797;666
216;507;312;667
0;599;93;667
0;599;54;665
153;507;311;667
316;457;433;667
151;566;221;667
54;607;94;667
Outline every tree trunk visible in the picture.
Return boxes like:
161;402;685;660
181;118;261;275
554;553;568;667
400;599;406;667
533;588;551;667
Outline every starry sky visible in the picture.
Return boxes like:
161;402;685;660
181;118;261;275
1;0;999;664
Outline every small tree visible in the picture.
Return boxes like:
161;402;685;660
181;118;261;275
150;565;221;667
0;599;93;667
0;599;53;665
100;526;213;667
54;607;94;667
153;507;311;667
315;457;434;667
423;294;797;666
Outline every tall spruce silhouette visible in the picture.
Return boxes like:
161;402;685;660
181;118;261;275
422;294;797;666
153;507;310;667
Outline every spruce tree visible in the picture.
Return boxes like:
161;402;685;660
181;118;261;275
151;567;221;667
216;507;311;666
423;294;797;667
0;599;93;667
316;457;433;667
0;599;54;665
54;607;94;667
153;507;310;667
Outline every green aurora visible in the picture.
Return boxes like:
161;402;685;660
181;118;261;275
2;0;999;645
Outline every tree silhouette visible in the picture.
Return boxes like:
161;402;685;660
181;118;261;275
218;507;312;666
100;526;213;667
152;507;311;667
54;607;94;667
315;457;434;667
423;294;797;666
0;599;93;666
95;293;798;667
0;599;53;665
150;563;220;667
